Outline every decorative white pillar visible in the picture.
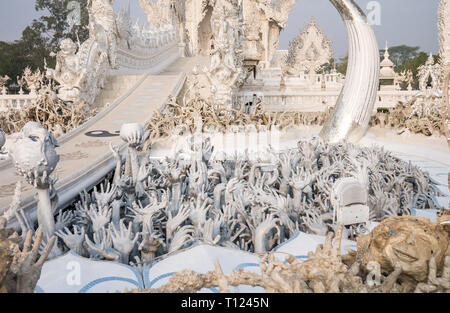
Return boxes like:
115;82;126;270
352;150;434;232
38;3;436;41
439;0;450;144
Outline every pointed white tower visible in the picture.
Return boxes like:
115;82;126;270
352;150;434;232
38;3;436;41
379;42;397;90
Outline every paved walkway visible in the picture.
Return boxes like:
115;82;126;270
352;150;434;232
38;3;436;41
0;56;204;214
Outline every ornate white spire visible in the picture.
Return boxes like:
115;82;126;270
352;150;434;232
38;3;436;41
284;16;333;75
384;41;390;59
380;41;396;79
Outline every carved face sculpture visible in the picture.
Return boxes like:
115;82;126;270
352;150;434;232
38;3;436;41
358;216;449;283
9;122;60;189
59;39;77;56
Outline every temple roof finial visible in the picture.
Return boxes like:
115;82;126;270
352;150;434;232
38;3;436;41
380;40;395;78
384;41;390;59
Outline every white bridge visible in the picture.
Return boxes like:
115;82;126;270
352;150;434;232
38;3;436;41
0;3;208;226
0;56;204;228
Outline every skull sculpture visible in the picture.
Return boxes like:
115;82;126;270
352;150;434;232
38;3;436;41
9;122;59;189
355;216;449;289
9;122;60;238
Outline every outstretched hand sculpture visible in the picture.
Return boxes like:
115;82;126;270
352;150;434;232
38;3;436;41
0;221;56;293
1;124;442;293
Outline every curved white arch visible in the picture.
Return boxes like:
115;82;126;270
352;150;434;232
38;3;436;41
319;0;380;143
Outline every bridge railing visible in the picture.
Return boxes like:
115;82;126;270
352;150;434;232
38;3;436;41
116;20;179;72
235;89;420;114
0;23;180;111
0;91;37;112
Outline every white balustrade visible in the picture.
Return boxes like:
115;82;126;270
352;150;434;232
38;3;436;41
0;93;37;112
116;23;179;71
236;89;424;115
0;22;179;113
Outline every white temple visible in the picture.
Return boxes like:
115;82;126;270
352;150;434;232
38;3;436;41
0;2;445;116
236;18;439;113
0;0;449;295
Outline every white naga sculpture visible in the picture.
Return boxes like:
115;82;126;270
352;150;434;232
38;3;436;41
319;0;379;143
115;9;134;50
46;39;86;103
284;17;333;76
8;122;60;240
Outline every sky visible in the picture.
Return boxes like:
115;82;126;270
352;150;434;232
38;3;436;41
0;0;441;58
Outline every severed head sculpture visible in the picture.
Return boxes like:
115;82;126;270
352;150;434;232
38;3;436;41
356;216;449;285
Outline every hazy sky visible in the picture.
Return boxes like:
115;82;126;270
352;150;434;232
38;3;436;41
0;0;441;58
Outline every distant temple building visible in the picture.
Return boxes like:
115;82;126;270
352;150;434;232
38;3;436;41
237;17;443;113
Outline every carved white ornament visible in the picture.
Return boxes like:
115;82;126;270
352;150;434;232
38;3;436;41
285;17;333;75
417;54;442;92
44;0;178;105
46;39;85;103
9;122;60;238
205;0;245;107
139;0;173;28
